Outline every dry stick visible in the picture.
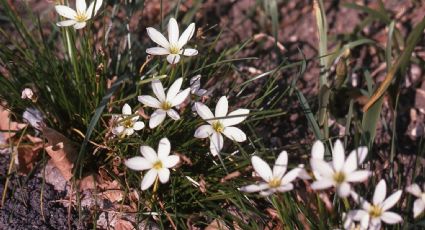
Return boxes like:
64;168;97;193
158;199;177;230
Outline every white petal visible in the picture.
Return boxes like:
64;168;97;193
171;88;190;106
140;145;158;163
259;190;275;196
158;168;170;183
381;190;402;211
360;214;371;230
138;95;161;108
56;20;77;27
195;102;214;122
310;159;334;178
86;0;102;18
406;184;422;197
167;109;180;120
166;77;183;99
221;109;249;127
157;137;171;160
194;125;213;138
168;18;179;44
380;211;403;224
337;182;351;198
350;146;368;165
125;156;151;171
346;170;371;183
413;199;425;218
163;155;179;168
281;168;302;184
311;140;324;159
370;218;382;229
311;178;334;190
133;121;145;131
273;151;288;178
122;103;132;115
76;0;87;13
351;191;371;210
222;127;246;142
251;156;272;182
166;54;181;64
112;125;124;135
209;132;223;156
146;27;170;48
240;183;269;193
347;210;368;221
151;80;166;102
125;128;135;136
73;22;87;29
215;96;228;118
178;22;195;48
55;5;77;19
141;169;157;190
180;48;198;56
149;109;167;128
277;183;294;192
146;47;170;55
373;179;387;205
332;139;345;171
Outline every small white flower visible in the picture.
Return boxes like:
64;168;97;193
138;78;190;128
190;75;207;97
310;140;370;197
240;151;302;196
406;183;425;218
55;0;103;29
21;88;34;100
347;180;403;230
125;138;180;190
146;18;198;64
112;104;145;137
194;96;249;156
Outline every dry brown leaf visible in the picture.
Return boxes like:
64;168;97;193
115;219;136;230
16;135;43;174
205;219;229;230
0;104;27;142
42;126;77;181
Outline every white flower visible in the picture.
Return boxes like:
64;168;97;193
23;107;44;130
310;140;370;197
55;0;103;29
190;75;207;97
406;183;425;218
125;138;180;190
138;78;190;128
347;180;403;230
194;96;249;156
112;104;145;136
240;151;302;196
146;18;198;64
21;88;34;100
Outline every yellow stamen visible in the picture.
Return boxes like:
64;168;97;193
122;119;134;128
212;121;224;133
161;101;172;110
268;178;281;188
153;161;163;170
75;13;87;22
333;171;346;184
369;205;382;218
169;45;180;54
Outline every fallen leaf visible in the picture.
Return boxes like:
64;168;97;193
16;135;43;174
205;219;229;230
115;219;136;230
0;104;27;142
42;126;77;181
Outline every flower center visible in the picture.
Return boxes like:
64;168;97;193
212;121;224;133
153;161;163;170
169;44;180;54
122;119;134;128
75;13;88;22
369;205;382;218
268;178;281;188
161;101;172;110
333;171;346;184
